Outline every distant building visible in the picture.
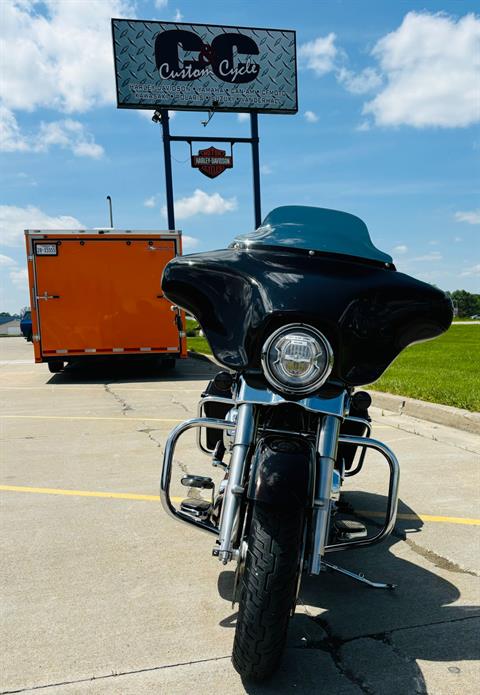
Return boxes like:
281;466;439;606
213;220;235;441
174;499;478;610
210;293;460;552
0;320;21;336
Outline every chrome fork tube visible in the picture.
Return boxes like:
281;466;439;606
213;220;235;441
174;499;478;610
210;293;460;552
310;415;341;575
217;403;254;563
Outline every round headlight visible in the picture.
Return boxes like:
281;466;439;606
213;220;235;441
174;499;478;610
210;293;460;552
261;324;333;395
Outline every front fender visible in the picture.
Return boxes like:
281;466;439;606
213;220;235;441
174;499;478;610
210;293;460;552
247;436;315;508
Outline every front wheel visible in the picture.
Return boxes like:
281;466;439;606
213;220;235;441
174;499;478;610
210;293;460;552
232;502;304;681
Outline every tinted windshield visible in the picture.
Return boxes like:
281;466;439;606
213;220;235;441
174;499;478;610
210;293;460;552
232;206;392;265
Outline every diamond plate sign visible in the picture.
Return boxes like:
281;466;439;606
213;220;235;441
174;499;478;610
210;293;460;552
111;19;297;114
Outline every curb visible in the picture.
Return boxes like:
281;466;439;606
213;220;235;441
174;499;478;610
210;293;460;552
367;391;480;435
187;351;480;435
187;350;222;366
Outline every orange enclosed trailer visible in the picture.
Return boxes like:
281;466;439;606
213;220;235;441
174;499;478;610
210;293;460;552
25;229;187;372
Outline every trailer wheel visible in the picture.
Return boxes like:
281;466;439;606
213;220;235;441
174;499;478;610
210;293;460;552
47;359;64;373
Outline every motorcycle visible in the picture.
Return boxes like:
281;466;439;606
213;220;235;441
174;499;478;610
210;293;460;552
160;205;452;681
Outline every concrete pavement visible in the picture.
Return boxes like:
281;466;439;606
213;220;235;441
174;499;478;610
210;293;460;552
1;337;479;694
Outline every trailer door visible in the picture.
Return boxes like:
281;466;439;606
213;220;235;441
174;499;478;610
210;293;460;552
33;238;180;355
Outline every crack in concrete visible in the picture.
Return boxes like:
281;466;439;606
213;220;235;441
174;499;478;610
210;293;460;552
136;425;189;475
104;385;190;475
404;537;479;578
310;613;480;649
371;415;479;456
348;509;479;578
302;613;480;695
170;393;189;413
103;383;132;414
0;656;231;694
307;615;374;695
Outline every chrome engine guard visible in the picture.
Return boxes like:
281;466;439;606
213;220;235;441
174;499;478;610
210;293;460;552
160;420;399;558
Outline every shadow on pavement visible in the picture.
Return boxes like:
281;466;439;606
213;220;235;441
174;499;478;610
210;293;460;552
217;492;479;694
46;355;218;385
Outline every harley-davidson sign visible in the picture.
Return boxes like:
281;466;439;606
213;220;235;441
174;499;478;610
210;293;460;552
112;20;297;114
191;147;233;178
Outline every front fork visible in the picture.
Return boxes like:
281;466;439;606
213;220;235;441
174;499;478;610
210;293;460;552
310;415;341;575
215;410;342;570
216;403;254;563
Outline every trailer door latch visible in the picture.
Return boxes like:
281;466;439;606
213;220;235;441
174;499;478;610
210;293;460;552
36;292;60;300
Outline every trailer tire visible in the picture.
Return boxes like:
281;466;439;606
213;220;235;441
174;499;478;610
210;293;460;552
48;359;64;373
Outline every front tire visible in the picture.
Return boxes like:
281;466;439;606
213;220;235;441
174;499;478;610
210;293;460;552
232;502;304;681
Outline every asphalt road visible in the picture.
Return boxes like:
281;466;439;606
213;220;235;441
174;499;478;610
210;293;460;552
1;337;479;694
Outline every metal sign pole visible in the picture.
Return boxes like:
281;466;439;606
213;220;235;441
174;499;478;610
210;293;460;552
160;109;175;231
250;113;262;229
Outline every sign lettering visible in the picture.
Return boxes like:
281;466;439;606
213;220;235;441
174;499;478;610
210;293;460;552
112;20;297;114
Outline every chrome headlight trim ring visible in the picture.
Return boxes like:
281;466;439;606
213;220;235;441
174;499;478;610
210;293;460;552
261;323;334;396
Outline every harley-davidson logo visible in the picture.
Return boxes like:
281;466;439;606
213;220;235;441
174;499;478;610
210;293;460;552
191;146;233;179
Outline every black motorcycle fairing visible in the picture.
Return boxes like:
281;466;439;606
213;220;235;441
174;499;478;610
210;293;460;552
162;247;452;386
247;435;316;508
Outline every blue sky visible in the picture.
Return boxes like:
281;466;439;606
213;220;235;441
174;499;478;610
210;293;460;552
1;0;479;312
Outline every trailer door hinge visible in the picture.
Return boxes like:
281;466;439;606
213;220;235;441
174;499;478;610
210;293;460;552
33;334;40;342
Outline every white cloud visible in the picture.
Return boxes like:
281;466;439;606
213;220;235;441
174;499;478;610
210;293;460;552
304;110;319;123
0;105;29;152
237;113;249;123
393;244;408;254
9;267;28;289
155;0;168;8
1;0;135;114
144;196;158;208
455;209;480;224
173;9;183;22
37;119;104;158
0;205;82;247
182;235;199;250
337;67;383;94
355;121;371;132
410;251;443;262
163;189;237;220
363;12;480;128
461;264;480;276
0;254;17;267
299;34;338;76
260;164;273;175
0;106;104;158
138;110;155;121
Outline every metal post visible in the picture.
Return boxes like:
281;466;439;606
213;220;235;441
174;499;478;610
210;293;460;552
160;109;175;231
106;196;113;228
250;112;262;229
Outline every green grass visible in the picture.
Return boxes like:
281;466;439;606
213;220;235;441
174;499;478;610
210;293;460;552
187;336;212;355
185;318;199;332
188;325;479;412
371;325;479;412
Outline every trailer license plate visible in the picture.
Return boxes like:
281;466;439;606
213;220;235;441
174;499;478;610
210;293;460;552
35;244;57;256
